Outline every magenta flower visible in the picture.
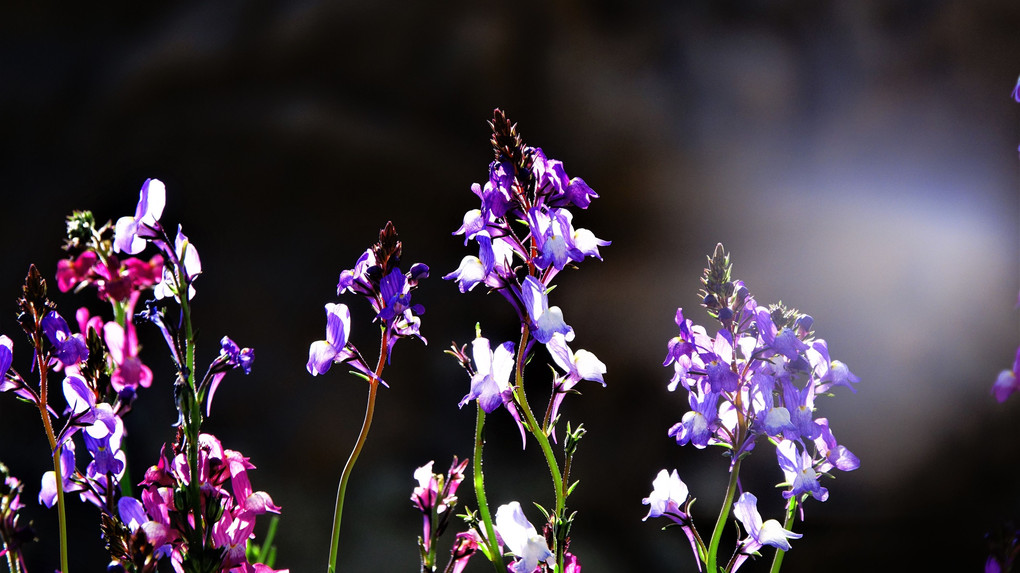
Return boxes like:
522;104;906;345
55;251;98;293
114;178;165;255
103;319;153;394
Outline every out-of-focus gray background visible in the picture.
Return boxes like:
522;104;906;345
1;1;1018;571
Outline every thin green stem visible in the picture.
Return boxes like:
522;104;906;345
472;407;504;573
179;283;206;555
512;325;565;571
768;497;797;573
256;515;280;564
706;456;744;573
327;331;388;573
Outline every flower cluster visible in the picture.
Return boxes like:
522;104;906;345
0;179;282;572
305;221;428;573
440;110;606;573
307;221;428;379
114;433;281;573
448;109;607;438
411;457;469;570
645;245;859;571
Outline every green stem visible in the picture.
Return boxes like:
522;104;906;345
472;407;504;573
256;515;280;564
768;497;797;573
326;331;388;573
179;284;206;553
512;326;565;571
706;456;744;573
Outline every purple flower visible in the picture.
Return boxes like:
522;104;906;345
494;502;555;573
992;346;1020;403
153;226;201;301
668;383;720;449
642;470;702;570
545;332;606;427
445;256;487;293
772;327;809;360
702;331;739;393
411;457;469;556
118;496;148;532
205;336;255;416
781;380;821;440
776;440;828;502
41;311;89;367
528;207;583;271
459;336;515;415
452;209;488;245
812;418;860;473
114;178;165;255
40;442;80;508
521;275;574;344
307;303;365;378
0;335;12;378
818;359;860;394
642;469;690;522
733;492;802;553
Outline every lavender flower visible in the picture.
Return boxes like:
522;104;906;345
494;502;555;573
732;492;802;555
113;178;165;255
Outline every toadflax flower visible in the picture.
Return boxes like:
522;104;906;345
41;311;89;367
733;492;802;554
494;501;555;573
114;178;165;255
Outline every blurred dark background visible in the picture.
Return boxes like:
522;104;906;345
1;1;1019;571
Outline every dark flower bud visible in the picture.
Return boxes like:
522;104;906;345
717;308;734;324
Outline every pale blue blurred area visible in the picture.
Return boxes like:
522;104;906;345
0;1;1018;571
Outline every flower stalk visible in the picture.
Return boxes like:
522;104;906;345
327;330;387;573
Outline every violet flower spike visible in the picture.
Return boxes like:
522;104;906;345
114;178;166;255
